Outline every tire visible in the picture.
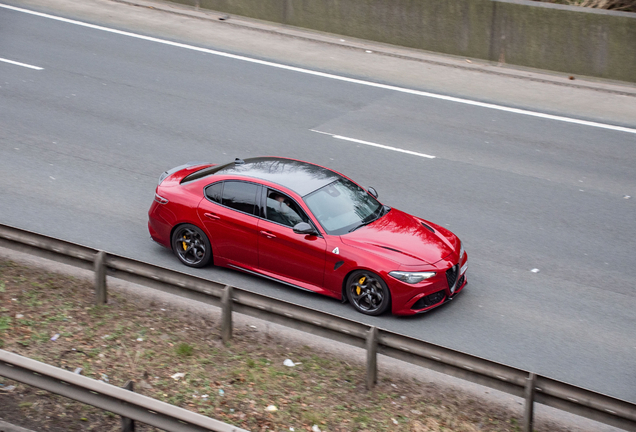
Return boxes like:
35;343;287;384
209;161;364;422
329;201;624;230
171;224;212;268
345;270;391;316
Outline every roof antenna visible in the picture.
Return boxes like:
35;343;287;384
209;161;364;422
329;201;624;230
234;158;245;165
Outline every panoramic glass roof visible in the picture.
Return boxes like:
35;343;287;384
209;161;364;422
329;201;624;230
187;157;344;196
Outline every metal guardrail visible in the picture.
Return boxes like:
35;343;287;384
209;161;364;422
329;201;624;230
0;223;635;432
0;350;247;432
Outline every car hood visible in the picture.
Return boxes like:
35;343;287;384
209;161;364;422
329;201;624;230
340;209;456;267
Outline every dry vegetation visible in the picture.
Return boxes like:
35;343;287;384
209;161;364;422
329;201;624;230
0;258;575;432
534;0;636;12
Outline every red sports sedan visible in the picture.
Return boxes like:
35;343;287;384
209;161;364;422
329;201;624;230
148;157;467;316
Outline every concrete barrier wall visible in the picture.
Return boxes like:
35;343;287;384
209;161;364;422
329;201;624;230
490;1;636;82
173;0;636;82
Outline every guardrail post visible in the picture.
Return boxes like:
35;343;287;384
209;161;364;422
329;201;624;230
221;285;233;344
121;380;135;432
366;326;378;390
94;251;107;305
523;372;537;432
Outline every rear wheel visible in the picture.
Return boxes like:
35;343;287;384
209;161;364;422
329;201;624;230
171;224;212;268
345;270;391;315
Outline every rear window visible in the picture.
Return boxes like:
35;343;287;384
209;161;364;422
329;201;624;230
204;182;223;204
221;181;259;216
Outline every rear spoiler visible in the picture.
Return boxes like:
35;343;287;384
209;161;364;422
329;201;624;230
158;162;211;185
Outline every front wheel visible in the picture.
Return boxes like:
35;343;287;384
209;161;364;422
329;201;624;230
345;270;391;316
171;224;212;268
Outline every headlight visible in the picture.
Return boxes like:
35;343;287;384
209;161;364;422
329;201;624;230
459;241;464;259
389;271;436;284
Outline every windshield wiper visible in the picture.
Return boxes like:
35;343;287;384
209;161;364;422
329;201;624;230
348;206;391;232
348;220;372;232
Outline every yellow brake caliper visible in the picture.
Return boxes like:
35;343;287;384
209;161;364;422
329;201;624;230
356;276;366;295
182;235;188;251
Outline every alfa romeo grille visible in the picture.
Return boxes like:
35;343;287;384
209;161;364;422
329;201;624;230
446;265;459;293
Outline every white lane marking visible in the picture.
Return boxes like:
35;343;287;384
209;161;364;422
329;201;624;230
3;3;636;135
0;57;43;70
312;130;435;158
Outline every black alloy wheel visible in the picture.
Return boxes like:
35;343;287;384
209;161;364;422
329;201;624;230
171;224;212;268
346;270;391;315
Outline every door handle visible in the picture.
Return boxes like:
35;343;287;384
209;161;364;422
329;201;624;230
204;213;220;220
260;230;276;239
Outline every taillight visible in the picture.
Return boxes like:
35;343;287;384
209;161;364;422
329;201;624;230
154;193;169;204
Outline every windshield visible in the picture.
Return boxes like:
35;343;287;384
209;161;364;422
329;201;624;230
304;179;383;235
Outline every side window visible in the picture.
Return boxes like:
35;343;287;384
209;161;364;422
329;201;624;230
205;182;223;204
265;189;308;228
222;181;259;215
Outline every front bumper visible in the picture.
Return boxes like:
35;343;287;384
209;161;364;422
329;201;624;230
390;253;468;316
412;274;466;313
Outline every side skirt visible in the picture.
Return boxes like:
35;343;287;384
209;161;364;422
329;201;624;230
227;264;316;293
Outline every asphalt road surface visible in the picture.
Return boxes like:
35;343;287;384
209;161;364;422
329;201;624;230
1;0;635;404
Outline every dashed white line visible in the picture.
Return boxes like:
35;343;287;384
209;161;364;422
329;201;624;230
0;57;43;70
311;130;435;159
2;3;636;135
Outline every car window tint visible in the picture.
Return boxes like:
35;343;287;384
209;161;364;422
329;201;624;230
265;189;308;228
205;182;223;204
222;181;258;215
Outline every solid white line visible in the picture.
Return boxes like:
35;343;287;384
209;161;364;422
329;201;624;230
0;57;43;70
311;130;435;158
2;3;636;135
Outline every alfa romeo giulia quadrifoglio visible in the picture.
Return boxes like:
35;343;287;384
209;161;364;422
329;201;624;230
148;157;467;316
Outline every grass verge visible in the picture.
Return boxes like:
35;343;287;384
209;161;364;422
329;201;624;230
0;258;566;431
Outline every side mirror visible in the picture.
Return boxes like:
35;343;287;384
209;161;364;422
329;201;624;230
368;187;378;199
293;222;317;235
